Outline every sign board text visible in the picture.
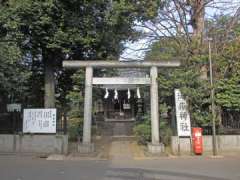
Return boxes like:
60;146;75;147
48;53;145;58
23;109;56;133
175;89;191;137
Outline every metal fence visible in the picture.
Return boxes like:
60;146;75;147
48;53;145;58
199;110;240;135
0;112;22;134
56;110;67;134
222;110;240;129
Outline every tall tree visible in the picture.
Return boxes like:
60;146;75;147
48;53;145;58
144;3;240;128
0;0;161;108
0;41;31;110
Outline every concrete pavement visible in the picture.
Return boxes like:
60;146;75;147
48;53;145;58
0;153;240;180
0;155;108;180
0;140;240;180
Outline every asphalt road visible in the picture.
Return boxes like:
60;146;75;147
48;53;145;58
0;155;240;180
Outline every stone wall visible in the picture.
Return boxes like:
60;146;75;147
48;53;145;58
0;134;68;154
171;135;240;154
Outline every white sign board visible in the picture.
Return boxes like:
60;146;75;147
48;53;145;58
92;77;151;85
23;109;56;133
7;104;21;112
123;103;131;109
174;89;191;137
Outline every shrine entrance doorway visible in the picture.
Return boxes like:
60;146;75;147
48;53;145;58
96;88;141;137
103;89;137;122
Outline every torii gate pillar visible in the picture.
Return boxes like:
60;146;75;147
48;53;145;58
83;66;93;144
150;66;159;144
148;66;165;153
78;66;94;153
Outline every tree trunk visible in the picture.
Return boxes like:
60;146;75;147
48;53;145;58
44;59;55;108
190;0;206;78
191;0;205;42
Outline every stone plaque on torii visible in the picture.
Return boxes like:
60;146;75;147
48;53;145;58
63;60;180;153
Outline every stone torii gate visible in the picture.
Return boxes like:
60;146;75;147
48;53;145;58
63;60;180;153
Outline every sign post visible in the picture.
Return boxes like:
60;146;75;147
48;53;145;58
174;89;192;155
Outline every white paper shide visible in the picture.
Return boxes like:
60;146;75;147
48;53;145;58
174;89;191;137
23;109;56;133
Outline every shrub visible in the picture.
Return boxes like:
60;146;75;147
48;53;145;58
133;114;173;146
159;121;173;146
68;117;83;141
133;119;151;145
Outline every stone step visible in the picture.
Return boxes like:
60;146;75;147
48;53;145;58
96;121;135;136
111;136;136;141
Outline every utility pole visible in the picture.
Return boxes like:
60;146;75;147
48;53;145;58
208;38;218;156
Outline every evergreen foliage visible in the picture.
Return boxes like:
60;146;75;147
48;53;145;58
0;0;161;109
